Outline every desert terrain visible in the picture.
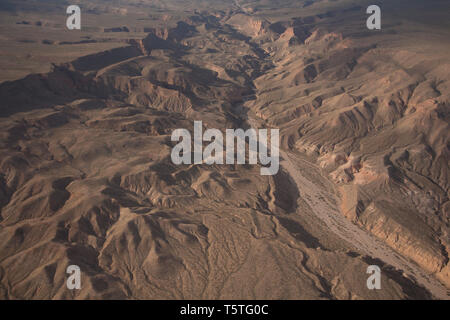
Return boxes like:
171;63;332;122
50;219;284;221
0;0;449;299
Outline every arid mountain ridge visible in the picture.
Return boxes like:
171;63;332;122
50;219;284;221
0;1;449;299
